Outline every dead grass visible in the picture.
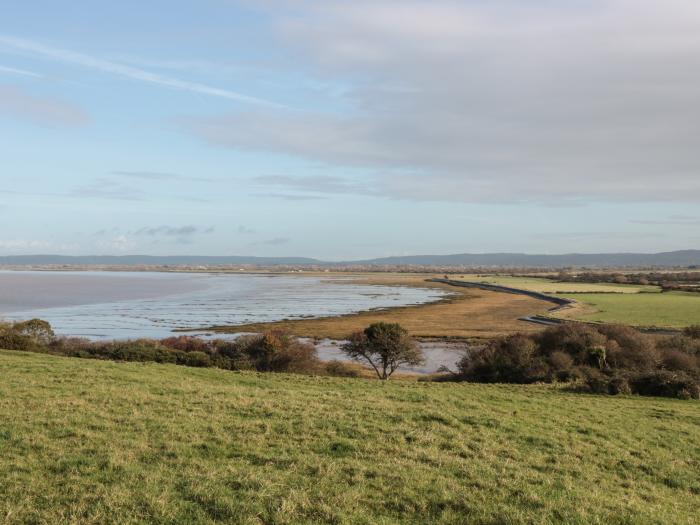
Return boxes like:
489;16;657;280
202;274;552;340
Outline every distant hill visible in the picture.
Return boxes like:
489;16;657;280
0;255;322;266
0;250;699;268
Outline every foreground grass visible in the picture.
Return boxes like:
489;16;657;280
555;291;700;329
203;275;551;340
1;351;698;524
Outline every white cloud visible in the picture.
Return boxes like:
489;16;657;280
184;0;700;204
0;64;40;77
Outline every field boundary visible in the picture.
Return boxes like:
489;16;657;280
427;278;575;309
429;278;681;334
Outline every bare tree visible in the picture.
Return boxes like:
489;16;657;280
341;322;423;380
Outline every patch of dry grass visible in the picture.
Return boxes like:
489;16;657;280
201;274;552;340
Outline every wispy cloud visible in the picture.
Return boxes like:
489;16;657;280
254;192;327;201
111;170;218;183
0;35;286;108
132;225;214;236
259;237;290;246
0;64;41;77
630;215;700;226
0;84;89;127
71;178;144;200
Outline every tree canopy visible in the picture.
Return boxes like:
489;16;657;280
341;322;423;379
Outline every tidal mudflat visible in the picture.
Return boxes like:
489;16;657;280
0;270;446;339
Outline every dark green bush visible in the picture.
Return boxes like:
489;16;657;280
324;360;360;377
458;324;699;398
629;371;700;399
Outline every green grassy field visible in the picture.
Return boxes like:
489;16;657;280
453;275;700;329
554;291;700;329
456;275;659;294
1;350;698;524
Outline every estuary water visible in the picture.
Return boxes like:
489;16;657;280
0;271;447;340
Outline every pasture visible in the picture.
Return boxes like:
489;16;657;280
1;350;698;524
454;274;660;294
555;291;700;329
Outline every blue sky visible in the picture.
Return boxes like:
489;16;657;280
1;0;699;259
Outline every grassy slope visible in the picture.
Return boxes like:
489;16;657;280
1;351;698;525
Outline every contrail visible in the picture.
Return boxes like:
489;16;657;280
0;64;41;77
0;35;287;108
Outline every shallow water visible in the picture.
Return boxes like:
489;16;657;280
313;338;467;375
0;271;448;341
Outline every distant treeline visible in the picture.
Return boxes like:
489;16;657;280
554;271;700;292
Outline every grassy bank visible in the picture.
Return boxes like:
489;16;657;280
1;350;698;524
202;275;552;340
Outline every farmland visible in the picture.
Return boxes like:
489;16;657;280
453;274;660;294
451;274;699;330
554;291;700;329
1;349;698;524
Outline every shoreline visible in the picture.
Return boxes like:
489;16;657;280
188;274;554;341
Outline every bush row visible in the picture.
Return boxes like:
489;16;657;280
0;320;359;377
457;324;700;399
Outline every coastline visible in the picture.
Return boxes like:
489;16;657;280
189;273;554;340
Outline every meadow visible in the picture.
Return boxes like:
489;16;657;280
554;291;700;329
453;275;659;294
451;275;699;329
1;349;698;524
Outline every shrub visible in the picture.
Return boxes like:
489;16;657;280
0;319;55;351
342;323;422;380
683;325;700;339
236;332;320;373
459;334;543;383
535;324;607;364
161;336;211;354
455;323;699;398
629;371;700;400
324;360;361;378
179;351;211;367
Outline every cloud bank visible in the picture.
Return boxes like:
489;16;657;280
183;0;700;204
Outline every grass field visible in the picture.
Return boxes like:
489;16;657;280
454;275;660;294
203;275;552;340
1;350;698;524
554;291;700;329
451;275;699;329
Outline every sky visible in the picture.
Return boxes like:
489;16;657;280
1;0;699;260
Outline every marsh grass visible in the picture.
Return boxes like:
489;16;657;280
204;276;552;340
1;350;698;524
